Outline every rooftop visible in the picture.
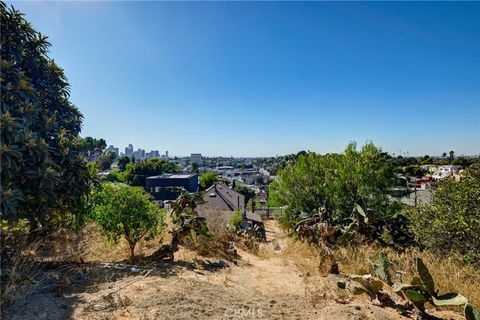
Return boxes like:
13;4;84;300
146;173;197;180
198;183;244;212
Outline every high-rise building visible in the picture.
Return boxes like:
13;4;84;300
165;150;169;158
125;144;134;157
106;145;119;156
191;153;203;165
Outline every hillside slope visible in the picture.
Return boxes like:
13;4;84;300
4;220;463;320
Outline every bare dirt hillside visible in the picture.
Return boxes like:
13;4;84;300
3;220;463;320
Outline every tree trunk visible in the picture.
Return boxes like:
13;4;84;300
129;242;136;262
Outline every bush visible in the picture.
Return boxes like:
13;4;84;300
199;172;218;191
229;210;243;231
104;171;125;183
90;182;165;260
409;164;480;264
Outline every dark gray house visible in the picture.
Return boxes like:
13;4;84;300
146;173;198;203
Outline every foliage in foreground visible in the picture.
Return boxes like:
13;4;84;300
337;253;480;320
409;164;480;264
150;192;210;261
1;3;90;231
90;182;165;260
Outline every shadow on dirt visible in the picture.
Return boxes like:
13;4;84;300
1;256;229;320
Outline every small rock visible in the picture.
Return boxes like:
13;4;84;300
130;267;140;273
218;260;229;268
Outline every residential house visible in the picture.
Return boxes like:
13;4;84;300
432;165;462;180
146;173;198;206
197;183;264;233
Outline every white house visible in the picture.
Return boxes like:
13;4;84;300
432;165;462;180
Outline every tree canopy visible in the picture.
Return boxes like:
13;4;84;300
235;185;256;206
117;156;130;172
124;158;180;186
1;3;90;231
90;182;164;260
97;151;116;171
270;142;397;221
199;172;218;191
409;164;480;264
79;136;106;162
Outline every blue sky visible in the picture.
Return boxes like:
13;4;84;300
9;1;480;157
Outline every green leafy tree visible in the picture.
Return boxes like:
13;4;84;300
104;171;125;183
78;136;106;162
409;164;480;264
269;142;408;244
421;156;433;165
255;175;265;185
117;156;130;171
452;156;473;167
191;163;199;174
125;158;180;186
199;172;218;190
1;3;90;231
97;151;116;171
234;185;255;206
91;182;164;260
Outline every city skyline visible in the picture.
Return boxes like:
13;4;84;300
10;1;480;157
105;142;475;159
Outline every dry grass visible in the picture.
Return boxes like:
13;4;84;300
31;223;167;263
0;248;44;305
281;238;321;276
183;231;240;262
197;208;232;233
335;245;480;306
280;238;480;307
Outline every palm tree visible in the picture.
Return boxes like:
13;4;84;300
442;152;447;158
449;151;455;164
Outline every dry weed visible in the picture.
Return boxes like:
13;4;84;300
336;245;480;306
280;239;479;306
1;245;45;305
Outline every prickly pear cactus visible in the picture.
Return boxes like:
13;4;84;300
431;293;468;306
465;303;480;320
375;252;392;285
415;258;435;294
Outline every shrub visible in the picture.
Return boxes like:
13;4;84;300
199;172;218;191
409;164;480;264
90;182;165;260
229;210;243;231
